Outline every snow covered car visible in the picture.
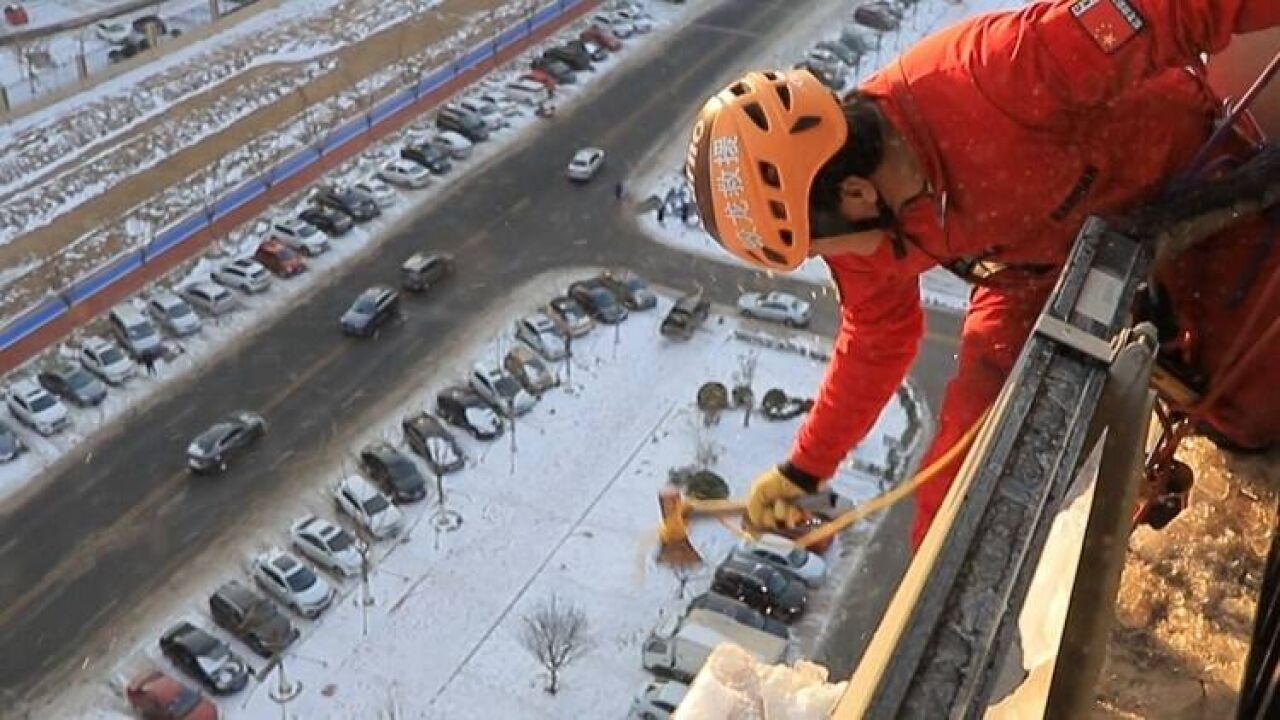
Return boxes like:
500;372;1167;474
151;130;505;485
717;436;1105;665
503;344;556;395
431;131;473;160
457;97;507;131
268;217;329;256
38;360;107;407
334;474;403;539
80;336;135;385
599;271;657;310
0;421;24;463
7;379;69;436
628;679;688;720
186;411;266;473
146;288;203;336
470;363;536;418
290;515;363;577
546;295;594;337
566;147;605;182
661;291;711;341
731;534;828;586
591;14;634;38
213;258;272;294
95;21;134;44
853;1;900;31
435;385;503;440
736;291;812;327
401;411;465;475
610;8;652;33
514;312;568;362
252;549;335;619
158;621;250;696
353;175;397;209
378;158;433;189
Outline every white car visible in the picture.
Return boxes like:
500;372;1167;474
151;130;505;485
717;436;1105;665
80;336;135;385
514;312;567;362
378;159;433;189
567;147;605;182
290;515;364;577
353;176;397;209
213;258;271;294
592;14;634;38
6;379;69;435
334;475;404;540
732;533;828;586
469;363;536;417
95;22;133;44
180;281;238;317
252;549;335;619
475;91;522;117
431;131;473;160
737;291;812;327
610;9;653;33
146;289;202;337
628;679;688;720
457;97;507;131
270;216;331;256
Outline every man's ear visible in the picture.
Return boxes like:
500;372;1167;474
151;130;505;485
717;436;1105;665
839;176;879;205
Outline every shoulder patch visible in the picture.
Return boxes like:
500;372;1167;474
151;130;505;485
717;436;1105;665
1070;0;1144;54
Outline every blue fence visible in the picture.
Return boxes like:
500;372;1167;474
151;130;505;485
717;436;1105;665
0;0;593;357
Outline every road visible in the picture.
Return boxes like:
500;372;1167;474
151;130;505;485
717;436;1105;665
0;0;962;709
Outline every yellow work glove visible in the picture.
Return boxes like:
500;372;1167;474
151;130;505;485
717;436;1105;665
746;463;823;531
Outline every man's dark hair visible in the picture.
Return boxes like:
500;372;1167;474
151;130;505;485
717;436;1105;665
810;93;886;230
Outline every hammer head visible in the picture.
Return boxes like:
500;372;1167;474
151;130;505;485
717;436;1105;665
656;486;703;567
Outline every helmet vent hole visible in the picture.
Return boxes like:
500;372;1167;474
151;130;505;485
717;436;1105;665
742;102;769;131
763;71;779;81
763;247;788;265
775;84;792;110
730;82;749;97
768;200;788;220
778;229;794;247
790;115;821;134
758;161;781;189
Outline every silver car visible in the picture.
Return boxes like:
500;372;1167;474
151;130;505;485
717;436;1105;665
252;549;334;619
737;291;812;327
566;147;605;182
213;258;272;294
514;312;568;361
270;216;330;257
147;289;202;337
469;363;536;417
291;515;363;577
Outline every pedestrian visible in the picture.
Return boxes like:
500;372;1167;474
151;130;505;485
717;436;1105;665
683;0;1280;550
657;205;666;225
143;354;157;376
614;181;624;200
680;202;690;224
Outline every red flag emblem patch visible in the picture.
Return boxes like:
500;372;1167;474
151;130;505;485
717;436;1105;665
1070;0;1144;54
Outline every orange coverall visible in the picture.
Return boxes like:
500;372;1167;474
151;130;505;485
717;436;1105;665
784;0;1280;548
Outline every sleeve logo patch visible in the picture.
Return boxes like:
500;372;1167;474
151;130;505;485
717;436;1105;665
1070;0;1145;54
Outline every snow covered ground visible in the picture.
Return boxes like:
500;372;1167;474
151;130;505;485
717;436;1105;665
40;276;921;719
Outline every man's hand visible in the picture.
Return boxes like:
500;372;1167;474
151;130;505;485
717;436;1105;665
747;464;821;530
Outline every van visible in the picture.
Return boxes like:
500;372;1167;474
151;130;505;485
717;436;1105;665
641;608;788;682
504;79;550;106
109;303;163;359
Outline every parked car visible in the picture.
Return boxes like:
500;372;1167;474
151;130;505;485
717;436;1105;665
838;27;877;55
711;557;808;622
610;8;653;32
853;1;900;31
80;336;135;385
379;158;433;188
591;14;634;38
437;105;489;143
546;295;594;337
0;421;24;462
456;98;506;131
580;25;622;51
298;205;354;236
431;131;474;160
147;289;203;336
400;252;452;292
530;56;576;84
96;21;133;44
599;271;656;310
180;282;238;317
566;147;605;182
186;411;266;473
126;670;219;720
816;39;860;65
158;621;250;695
254;239;306;278
38;360;107;407
400;142;453;174
291;515;363;577
270;216;331;255
352;176;397;209
569;279;628;324
213;258;272;294
544;44;591;72
504;78;551;106
732;533;828;586
628;679;688;720
360;441;428;503
737;291;812;327
470;363;536;417
521;69;559;91
688;592;791;640
252;549;335;619
314;185;380;222
660;290;710;339
503;345;556;395
401;412;465;475
806;47;847;76
6;379;68;435
798;59;839;89
334;474;403;539
208;580;297;657
580;39;608;61
435;385;503;440
341;285;400;337
109;303;163;360
514;312;568;361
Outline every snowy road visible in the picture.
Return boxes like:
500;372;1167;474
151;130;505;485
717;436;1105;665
0;0;963;712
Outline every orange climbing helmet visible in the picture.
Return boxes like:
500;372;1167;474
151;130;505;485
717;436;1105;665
685;69;848;271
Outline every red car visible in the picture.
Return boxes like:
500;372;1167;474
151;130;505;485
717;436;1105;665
254;239;306;277
127;671;220;720
580;25;622;51
521;69;558;91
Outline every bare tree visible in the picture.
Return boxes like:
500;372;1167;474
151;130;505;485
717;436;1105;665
733;351;759;428
519;596;589;695
670;563;699;599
